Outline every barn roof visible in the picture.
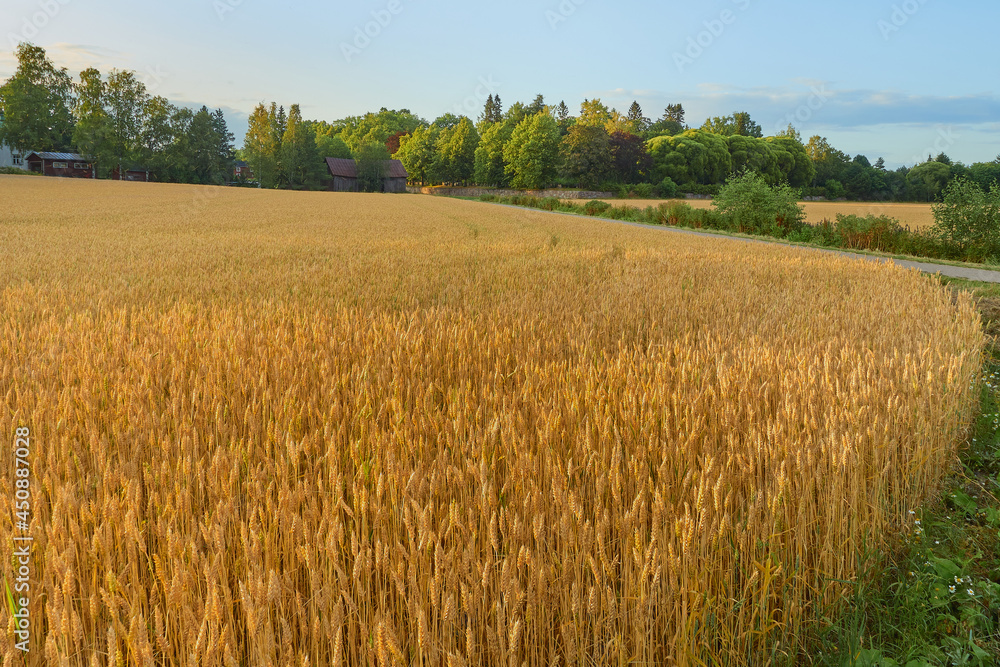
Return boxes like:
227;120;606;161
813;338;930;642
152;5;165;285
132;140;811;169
28;152;91;161
384;160;408;179
324;158;408;179
325;158;357;178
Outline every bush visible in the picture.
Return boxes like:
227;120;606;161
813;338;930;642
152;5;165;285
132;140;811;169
833;214;908;253
0;167;39;175
632;183;653;198
713;171;804;237
511;195;541;208
655;177;678;199
479;194;499;202
825;179;845;200
539;197;561;211
584;200;612;216
931;177;1000;263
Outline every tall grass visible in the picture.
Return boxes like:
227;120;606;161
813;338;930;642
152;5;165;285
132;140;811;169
0;176;985;665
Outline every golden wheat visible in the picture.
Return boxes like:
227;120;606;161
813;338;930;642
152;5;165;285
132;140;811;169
592;198;937;229
0;175;983;665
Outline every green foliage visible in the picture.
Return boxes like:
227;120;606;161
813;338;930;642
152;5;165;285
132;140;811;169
655;177;678;199
281;104;322;189
766;135;816;188
244;103;280;188
473;118;514;187
830;214;909;253
931;178;1000;262
431;117;479;184
503;113;561;190
559;123;612;189
395;125;439;185
713;171;804;236
354;141;391;193
907;161;953;202
0;43;75;153
701;111;763;138
583;200;612;215
0;166;40;175
336;108;426;153
315;133;351;160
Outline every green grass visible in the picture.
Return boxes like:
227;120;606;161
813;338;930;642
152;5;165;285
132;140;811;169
813;278;1000;666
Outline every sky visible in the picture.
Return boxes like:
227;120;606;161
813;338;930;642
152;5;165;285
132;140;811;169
1;0;998;168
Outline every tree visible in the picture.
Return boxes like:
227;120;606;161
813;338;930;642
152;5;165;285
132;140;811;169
504;112;561;189
104;69;150;175
396;125;439;184
906;161;952;201
141;96;182;181
72;68;111;173
578;99;612;127
727;135;780;183
382;130;406;155
433;113;462;130
701;111;763;138
0;43;75;154
526;94;546;116
664;103;686;125
713;171;804;236
473;119;514;187
281;104;321;188
765;136;815;188
431;117;479;184
930;177;1000;261
315;133;351;160
354;141;391;192
338;108;426;152
776;123;801;143
608;131;652;184
244;103;280;188
625;101;650;134
559;124;612;188
479;94;502;126
806;135;850;187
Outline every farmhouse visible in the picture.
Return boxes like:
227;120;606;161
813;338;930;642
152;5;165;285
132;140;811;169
26;152;96;179
325;157;408;193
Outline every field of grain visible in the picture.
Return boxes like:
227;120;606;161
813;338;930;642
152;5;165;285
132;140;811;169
593;199;937;229
0;176;983;665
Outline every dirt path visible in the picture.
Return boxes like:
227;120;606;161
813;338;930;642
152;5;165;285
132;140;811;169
491;201;1000;284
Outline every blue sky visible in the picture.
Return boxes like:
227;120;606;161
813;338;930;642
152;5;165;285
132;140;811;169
2;0;997;167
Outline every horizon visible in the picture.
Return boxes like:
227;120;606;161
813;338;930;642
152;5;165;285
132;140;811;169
2;0;998;169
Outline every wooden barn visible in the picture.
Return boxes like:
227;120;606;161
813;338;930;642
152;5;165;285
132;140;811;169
26;152;96;178
325;157;408;193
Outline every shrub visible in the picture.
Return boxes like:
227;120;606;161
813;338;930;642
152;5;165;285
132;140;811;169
931;177;1000;263
655;177;678;199
632;183;654;198
834;214;908;253
0;167;40;175
539;197;561;211
479;194;499;202
584;200;612;216
713;171;804;237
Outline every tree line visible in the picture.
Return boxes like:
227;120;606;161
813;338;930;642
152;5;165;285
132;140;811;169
0;44;234;183
3;43;998;200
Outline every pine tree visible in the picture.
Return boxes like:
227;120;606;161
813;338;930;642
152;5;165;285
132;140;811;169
626;101;650;133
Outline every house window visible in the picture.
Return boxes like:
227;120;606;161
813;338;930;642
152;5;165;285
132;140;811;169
74;163;88;169
52;161;68;169
12;153;22;166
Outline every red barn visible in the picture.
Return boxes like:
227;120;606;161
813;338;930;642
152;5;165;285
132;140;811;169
25;152;96;178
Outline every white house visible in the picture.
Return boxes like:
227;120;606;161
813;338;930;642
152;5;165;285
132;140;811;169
0;143;27;170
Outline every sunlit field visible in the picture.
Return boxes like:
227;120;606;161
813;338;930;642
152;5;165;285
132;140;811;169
589;198;937;229
0;175;982;665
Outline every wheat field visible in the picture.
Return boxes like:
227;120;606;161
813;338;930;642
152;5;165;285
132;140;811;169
0;176;984;665
594;199;937;229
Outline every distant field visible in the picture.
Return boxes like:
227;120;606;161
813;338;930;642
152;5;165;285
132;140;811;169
577;198;937;229
0;176;980;665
